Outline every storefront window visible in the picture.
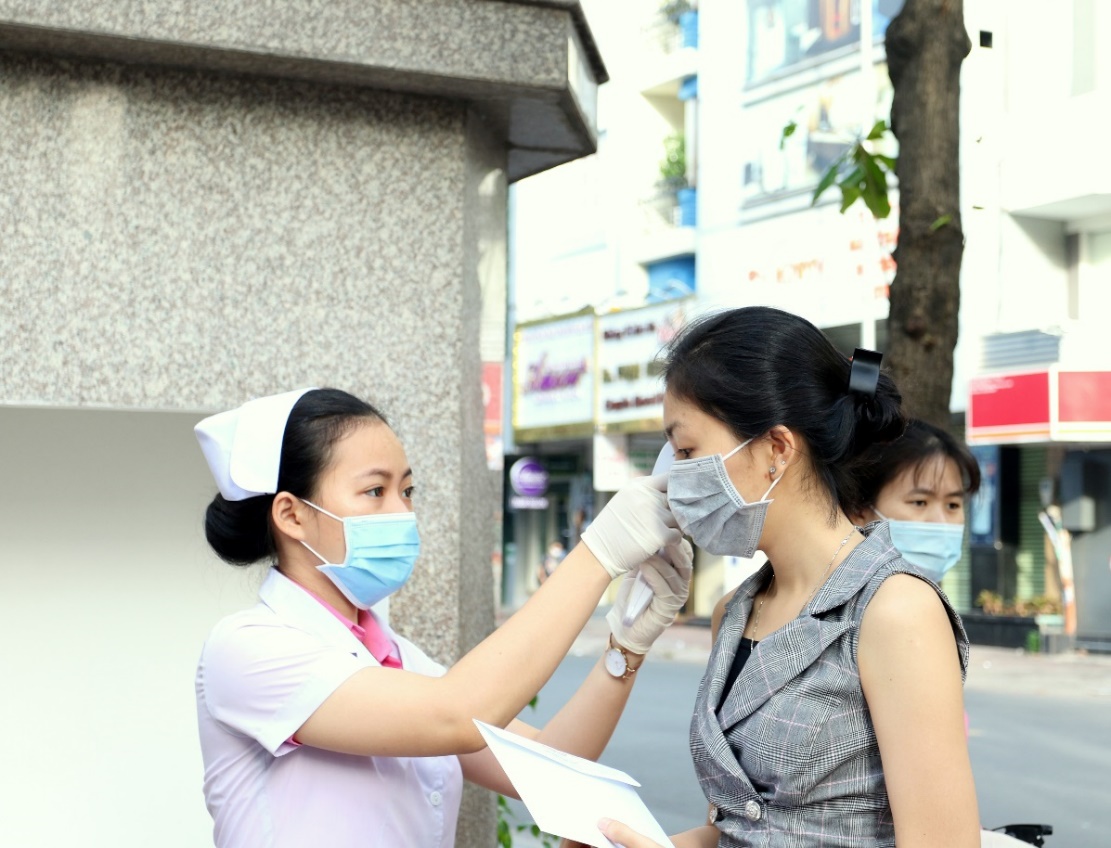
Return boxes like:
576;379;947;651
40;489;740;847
746;0;906;85
741;63;896;204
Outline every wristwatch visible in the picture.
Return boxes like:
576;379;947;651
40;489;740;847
603;634;643;680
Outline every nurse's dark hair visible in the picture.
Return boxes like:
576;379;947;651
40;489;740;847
849;418;981;515
663;306;905;518
204;388;388;566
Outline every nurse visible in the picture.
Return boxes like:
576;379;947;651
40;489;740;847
194;387;691;848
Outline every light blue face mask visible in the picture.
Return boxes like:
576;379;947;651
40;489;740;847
301;502;421;610
875;509;964;583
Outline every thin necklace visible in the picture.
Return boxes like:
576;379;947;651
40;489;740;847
748;527;858;642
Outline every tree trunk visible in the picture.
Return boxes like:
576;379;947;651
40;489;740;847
885;0;971;430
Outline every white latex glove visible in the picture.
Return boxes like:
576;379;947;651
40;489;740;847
606;539;693;656
581;473;681;579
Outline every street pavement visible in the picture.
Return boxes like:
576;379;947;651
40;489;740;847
498;609;1111;848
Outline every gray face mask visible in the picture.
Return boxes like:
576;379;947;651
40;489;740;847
666;437;783;557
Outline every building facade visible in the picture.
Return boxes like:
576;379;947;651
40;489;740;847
960;0;1111;650
509;0;1110;643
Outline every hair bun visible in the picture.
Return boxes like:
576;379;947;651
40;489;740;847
850;371;905;453
204;493;275;566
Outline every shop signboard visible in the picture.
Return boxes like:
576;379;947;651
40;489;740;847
745;0;905;85
513;313;595;441
967;369;1111;444
508;456;550;510
967;371;1052;444
597;301;689;432
1056;371;1111;440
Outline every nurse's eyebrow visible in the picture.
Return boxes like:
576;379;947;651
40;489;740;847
356;467;413;480
664;422;682;439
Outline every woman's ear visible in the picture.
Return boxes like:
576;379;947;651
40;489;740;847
766;424;799;470
271;492;310;542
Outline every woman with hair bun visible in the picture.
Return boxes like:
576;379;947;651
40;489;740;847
593;307;980;848
193;387;691;848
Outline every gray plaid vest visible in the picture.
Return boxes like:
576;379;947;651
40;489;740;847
690;523;969;847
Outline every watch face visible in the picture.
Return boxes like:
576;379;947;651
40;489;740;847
604;647;627;678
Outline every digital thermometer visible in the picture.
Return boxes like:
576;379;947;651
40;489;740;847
621;444;675;627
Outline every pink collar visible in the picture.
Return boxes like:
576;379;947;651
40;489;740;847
293;582;402;668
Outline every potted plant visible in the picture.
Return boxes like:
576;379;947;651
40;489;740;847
657;133;696;227
659;0;693;24
659;0;698;48
657;132;688;193
961;592;1063;651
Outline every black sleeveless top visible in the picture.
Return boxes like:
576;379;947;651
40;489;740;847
719;637;757;711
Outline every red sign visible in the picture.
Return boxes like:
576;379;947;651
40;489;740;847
1058;371;1111;423
968;369;1111;444
968;371;1051;442
482;363;503;435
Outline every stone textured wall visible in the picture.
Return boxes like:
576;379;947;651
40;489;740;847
0;0;571;90
0;50;506;845
0;52;466;412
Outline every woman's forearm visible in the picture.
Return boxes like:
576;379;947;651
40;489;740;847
530;655;637;758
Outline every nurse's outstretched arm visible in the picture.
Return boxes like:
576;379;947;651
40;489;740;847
294;474;682;758
458;542;692;796
859;574;980;848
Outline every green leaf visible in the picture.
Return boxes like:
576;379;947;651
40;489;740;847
862;185;892;218
839;184;862;213
812;159;842;204
866;119;888;141
864;155;886;185
779;119;798;150
839;164;865;187
931;214;953;231
838;146;892;219
874;153;897;171
528;695;539;710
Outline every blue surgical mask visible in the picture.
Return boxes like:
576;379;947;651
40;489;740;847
875;509;964;583
301;502;420;609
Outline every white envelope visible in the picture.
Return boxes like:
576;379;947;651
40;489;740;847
474;720;675;848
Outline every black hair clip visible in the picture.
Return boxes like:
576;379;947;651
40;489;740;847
848;348;883;399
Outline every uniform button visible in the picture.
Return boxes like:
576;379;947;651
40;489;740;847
429;791;443;806
708;804;719;822
744;800;761;821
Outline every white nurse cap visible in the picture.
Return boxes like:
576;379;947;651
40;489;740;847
195;388;316;501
